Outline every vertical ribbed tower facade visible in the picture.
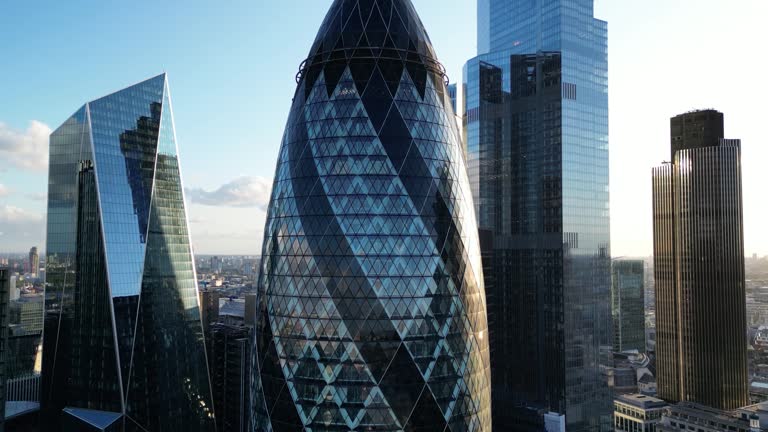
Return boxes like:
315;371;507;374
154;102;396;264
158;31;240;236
42;74;215;431
652;110;748;410
251;1;492;430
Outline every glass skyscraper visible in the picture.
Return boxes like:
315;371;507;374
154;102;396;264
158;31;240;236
461;0;611;430
611;260;646;353
42;74;215;431
251;0;491;430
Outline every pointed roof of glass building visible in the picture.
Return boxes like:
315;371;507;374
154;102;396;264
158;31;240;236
299;0;447;100
252;0;491;430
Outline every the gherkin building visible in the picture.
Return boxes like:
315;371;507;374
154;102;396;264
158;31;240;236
251;1;491;431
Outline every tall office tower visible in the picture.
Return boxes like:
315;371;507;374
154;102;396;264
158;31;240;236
28;248;39;278
611;260;646;353
462;0;610;430
200;289;221;336
447;83;458;114
251;0;492;430
210;323;250;432
211;256;222;274
41;74;215;431
652;110;748;410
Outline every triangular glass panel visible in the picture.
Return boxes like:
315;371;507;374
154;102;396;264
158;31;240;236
363;4;387;47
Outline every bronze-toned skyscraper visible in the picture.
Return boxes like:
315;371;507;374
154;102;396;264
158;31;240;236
652;109;748;410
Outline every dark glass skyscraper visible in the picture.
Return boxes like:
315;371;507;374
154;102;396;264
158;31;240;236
611;260;646;353
461;0;611;430
652;110;748;410
251;1;491;430
42;74;215;431
0;268;9;432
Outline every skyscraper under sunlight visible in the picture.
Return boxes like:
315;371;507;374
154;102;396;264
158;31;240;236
653;109;748;410
41;74;215;431
611;260;646;353
461;0;611;430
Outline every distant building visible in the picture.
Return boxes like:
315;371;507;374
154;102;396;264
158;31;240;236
603;351;657;397
614;394;667;432
612;260;646;353
544;412;566;432
638;373;658;396
8;276;18;302
657;402;758;432
4;289;42;425
200;289;221;335
1;268;10;432
207;295;255;432
242;259;255;277
209;323;249;432
27;248;38;278
751;381;768;403
9;296;43;336
740;403;768;431
653;109;748;409
606;367;640;395
211;256;222;274
447;83;458;113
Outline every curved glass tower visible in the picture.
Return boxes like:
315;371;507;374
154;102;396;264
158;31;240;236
251;1;491;430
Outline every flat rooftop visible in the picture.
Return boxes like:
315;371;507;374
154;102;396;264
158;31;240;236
616;394;668;409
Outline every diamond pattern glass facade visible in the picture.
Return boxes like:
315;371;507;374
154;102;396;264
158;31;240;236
251;1;491;431
42;74;215;431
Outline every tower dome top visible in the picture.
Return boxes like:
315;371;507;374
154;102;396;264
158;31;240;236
298;0;446;99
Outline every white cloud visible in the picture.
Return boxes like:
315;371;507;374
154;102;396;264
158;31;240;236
26;192;47;201
0;205;43;224
0;184;9;197
0;205;45;252
186;176;272;210
187;204;266;255
0;121;51;171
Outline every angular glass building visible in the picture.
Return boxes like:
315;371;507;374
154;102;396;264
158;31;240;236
461;0;611;430
42;74;215;431
251;0;492;430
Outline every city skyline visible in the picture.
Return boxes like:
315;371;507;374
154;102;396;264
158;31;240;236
1;0;768;257
0;2;765;431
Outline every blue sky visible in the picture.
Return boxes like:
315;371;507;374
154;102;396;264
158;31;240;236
1;0;767;256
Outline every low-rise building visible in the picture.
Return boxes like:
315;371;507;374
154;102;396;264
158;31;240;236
8;295;43;335
614;394;667;432
657;402;760;432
